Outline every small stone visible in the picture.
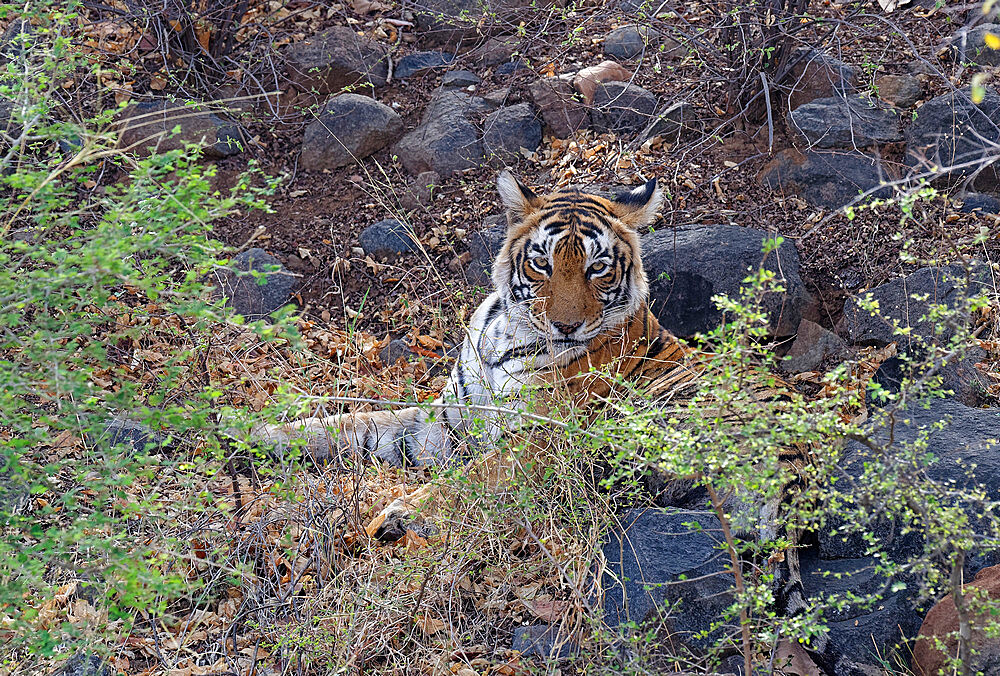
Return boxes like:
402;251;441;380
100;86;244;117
213;248;297;321
441;70;480;88
117;100;244;159
359;219;418;258
469;36;520;67
959;192;1000;214
572;60;633;105
283;26;388;94
92;418;170;454
781;319;846;373
590;81;658;136
758;149;890;210
603;25;676;60
399;170;441;210
379;339;413;365
528;77;588;138
788;95;901;148
495;60;530;77
482;103;542;162
55;654;111;676
299;93;403;171
875;74;923;108
394;50;455;79
641;101;698;142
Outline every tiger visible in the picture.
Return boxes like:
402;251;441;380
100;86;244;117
250;171;813;634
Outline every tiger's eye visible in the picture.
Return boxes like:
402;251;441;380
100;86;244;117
588;261;608;276
529;256;550;273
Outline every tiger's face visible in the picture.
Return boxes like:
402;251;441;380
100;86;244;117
492;171;662;344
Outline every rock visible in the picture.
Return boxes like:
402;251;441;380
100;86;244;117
511;625;579;658
959;192;1000;214
482;103;542;162
441;70;481;88
0;18;31;67
482;87;513;107
117;100;244;159
0;464;29;518
799;552;922;672
642;224;811;338
603;25;678;60
948;23;1000;68
467;215;506;285
213;248;297;321
601;508;733;649
359;219;418;258
495;60;531;77
55;654;111;676
0;98;21;139
528;77;588;138
640;101;699;142
821;398;1000;566
410;0;527;47
786;48;857;111
299;94;403;171
841;264;992;347
912;565;1000;676
782;319;847;373
394;90;490;176
469;36;520;67
394;50;455;79
758;149;889;210
283;26;388;95
91;418;170;454
380;339;414;365
572;60;633;106
399;170;441;210
876;74;923;108
870;347;993;408
906;87;1000;191
590;81;658;137
789;95;901;148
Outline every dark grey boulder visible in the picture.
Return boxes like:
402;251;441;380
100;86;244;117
482;103;542;162
214;248;297;321
948;23;1000;68
394;90;490;175
642;224;811;338
410;0;528;47
117;100;244;159
283;26;388;94
511;625;579;658
786;48;858;111
841;263;991;347
467;215;506;286
441;70;481;88
91;418;170;454
602;508;733;650
0;465;29;518
822;398;1000;568
528;77;588;139
495;59;531;77
960;192;1000;214
359;219;418;258
876;74;923;109
870;347;993;408
300;94;403;171
789;95;901;148
758;148;890;210
394;51;455;79
590;81;658;136
906;87;1000;191
640;101;699;142
799;553;922;673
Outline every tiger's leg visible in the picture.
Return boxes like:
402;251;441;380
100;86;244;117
251;404;454;467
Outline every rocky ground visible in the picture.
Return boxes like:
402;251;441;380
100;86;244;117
12;0;1000;674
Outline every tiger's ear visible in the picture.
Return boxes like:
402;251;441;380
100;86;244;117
497;169;539;220
610;178;662;229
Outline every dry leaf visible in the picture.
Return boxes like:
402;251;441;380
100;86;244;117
416;613;447;635
528;597;569;623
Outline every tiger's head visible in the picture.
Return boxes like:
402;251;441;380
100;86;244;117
492;170;661;344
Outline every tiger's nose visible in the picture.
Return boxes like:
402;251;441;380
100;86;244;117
552;320;582;336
